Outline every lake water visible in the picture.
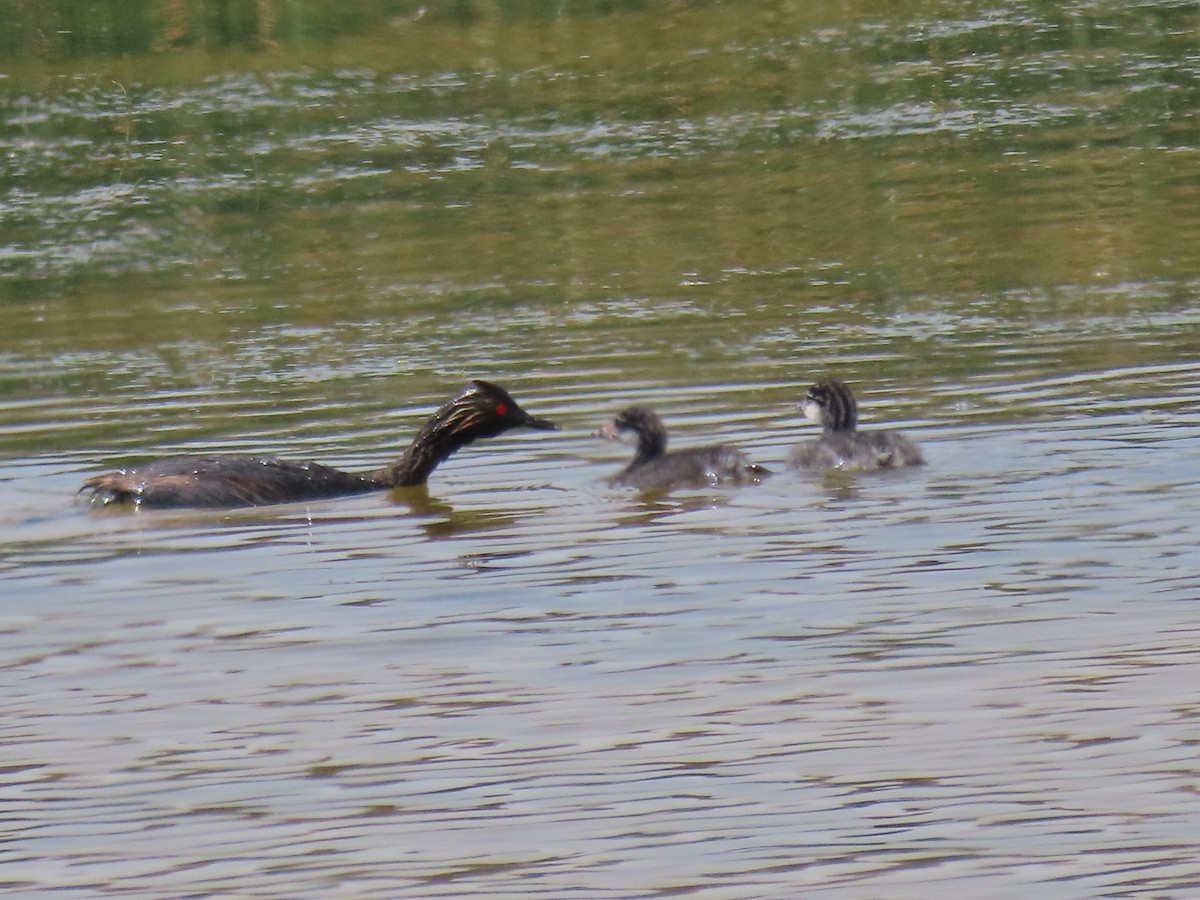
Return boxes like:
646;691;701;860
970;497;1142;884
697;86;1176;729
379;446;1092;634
4;1;1200;896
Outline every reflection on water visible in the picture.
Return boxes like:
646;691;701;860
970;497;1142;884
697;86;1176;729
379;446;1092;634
5;369;1200;896
4;0;1200;896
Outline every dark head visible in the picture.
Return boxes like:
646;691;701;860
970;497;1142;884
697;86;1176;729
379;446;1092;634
802;379;858;433
427;379;557;444
596;405;667;463
378;380;556;487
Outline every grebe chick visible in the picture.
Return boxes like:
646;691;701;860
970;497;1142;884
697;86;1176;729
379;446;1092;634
80;380;556;509
788;379;924;470
597;406;768;491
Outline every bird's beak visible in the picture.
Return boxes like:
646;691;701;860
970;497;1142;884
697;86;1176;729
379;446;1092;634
594;421;620;440
523;413;558;431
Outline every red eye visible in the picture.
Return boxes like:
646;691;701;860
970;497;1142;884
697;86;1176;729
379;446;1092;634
495;402;508;417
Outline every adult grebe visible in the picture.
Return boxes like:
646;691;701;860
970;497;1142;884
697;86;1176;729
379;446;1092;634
81;380;557;509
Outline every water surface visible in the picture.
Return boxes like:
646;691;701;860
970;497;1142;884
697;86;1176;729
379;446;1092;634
4;1;1200;896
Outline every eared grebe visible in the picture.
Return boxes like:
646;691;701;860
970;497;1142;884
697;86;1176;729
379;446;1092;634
788;379;923;470
596;405;768;491
80;380;557;509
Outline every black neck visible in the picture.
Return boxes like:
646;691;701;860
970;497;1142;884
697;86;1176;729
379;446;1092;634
370;404;481;487
633;428;667;463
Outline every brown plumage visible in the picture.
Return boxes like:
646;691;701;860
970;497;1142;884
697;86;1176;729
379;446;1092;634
80;380;556;509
